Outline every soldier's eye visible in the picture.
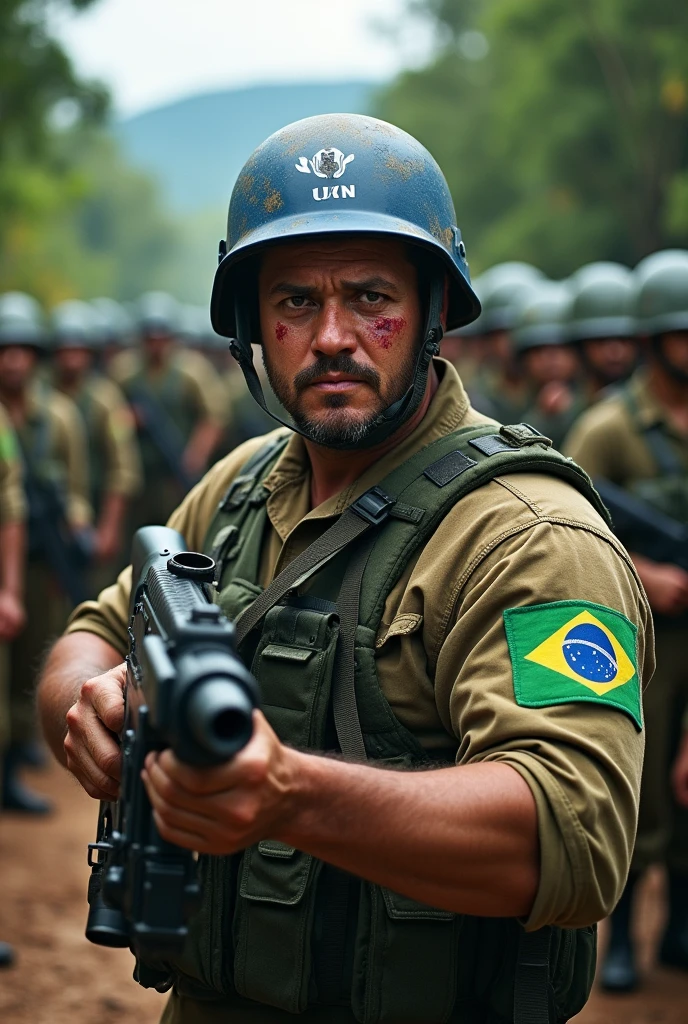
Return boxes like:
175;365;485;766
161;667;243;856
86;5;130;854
287;296;308;308
363;292;382;303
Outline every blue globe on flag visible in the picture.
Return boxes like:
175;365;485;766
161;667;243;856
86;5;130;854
562;623;618;684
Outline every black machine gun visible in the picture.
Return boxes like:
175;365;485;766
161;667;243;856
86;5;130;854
85;526;259;962
595;478;688;573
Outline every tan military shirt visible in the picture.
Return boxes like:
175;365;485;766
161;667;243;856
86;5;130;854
563;369;688;482
67;360;651;931
55;374;142;500
174;349;229;427
0;404;26;524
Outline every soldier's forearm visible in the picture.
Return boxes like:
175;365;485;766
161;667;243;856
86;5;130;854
280;753;540;918
0;520;25;597
38;632;122;766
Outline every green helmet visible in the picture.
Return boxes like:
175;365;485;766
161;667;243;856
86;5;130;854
90;298;133;347
512;283;572;354
478;263;546;333
137;291;180;337
209;113;481;450
634;250;688;336
566;262;635;342
0;292;47;348
52;299;100;350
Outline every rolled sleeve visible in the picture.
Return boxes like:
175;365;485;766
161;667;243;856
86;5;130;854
435;520;651;929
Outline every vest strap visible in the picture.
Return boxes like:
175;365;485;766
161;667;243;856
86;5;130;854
513;926;553;1024
332;533;376;761
235;489;394;647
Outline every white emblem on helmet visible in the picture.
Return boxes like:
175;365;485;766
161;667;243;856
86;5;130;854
295;148;355;179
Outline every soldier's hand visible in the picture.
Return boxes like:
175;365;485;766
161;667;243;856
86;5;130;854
141;711;296;855
64;664;126;801
633;559;688;616
0;590;25;641
672;732;688;808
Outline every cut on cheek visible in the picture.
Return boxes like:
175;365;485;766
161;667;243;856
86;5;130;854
275;321;289;342
368;316;407;350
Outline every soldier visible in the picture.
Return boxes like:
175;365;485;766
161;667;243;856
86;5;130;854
116;292;227;529
90;297;134;374
51;300;142;593
39;115;650;1024
0;401;27;967
565;263;639;400
472;262;545;422
512;282;584;448
564;249;688;991
0;292;91;813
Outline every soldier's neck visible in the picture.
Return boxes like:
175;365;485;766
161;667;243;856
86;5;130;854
306;365;439;509
0;387;29;427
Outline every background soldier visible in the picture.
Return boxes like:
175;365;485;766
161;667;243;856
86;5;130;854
512;282;583;447
470;261;544;421
0;401;27;968
565;262;639;400
0;292;91;814
51;300;142;594
564;249;688;991
39;115;650;1024
114;291;227;529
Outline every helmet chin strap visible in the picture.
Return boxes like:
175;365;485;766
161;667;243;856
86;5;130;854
229;277;444;452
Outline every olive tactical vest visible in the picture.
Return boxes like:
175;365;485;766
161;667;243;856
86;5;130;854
622;387;688;525
140;422;604;1023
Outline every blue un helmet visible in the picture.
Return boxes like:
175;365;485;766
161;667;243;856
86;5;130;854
211;113;481;449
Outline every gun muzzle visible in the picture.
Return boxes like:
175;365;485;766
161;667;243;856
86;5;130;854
186;677;254;761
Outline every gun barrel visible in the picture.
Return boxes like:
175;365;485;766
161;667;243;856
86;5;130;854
186;677;255;760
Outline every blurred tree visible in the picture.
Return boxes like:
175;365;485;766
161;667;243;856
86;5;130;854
0;1;180;305
377;0;688;274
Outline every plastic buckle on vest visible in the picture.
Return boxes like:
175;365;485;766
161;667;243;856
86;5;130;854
220;474;256;511
500;423;553;448
352;487;395;526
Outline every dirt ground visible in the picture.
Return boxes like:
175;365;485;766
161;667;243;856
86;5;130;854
1;762;688;1024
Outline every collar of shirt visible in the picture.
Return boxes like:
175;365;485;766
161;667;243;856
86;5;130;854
261;358;473;551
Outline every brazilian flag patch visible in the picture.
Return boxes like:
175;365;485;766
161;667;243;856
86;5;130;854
504;600;641;730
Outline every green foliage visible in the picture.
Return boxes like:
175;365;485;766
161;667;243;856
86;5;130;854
377;0;688;275
0;1;180;306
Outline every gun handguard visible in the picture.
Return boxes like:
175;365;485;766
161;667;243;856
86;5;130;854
85;526;259;965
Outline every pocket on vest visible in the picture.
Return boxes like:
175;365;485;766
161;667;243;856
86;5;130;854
352;882;460;1023
233;842;323;1012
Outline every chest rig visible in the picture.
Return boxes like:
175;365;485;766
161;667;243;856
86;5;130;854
622;387;688;525
148;423;605;1024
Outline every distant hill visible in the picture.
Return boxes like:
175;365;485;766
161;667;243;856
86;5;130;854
116;81;376;214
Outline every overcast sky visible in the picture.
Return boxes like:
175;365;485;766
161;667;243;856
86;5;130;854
53;0;434;117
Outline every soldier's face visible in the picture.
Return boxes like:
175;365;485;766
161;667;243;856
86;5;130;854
521;344;578;387
0;345;38;393
659;331;688;378
582;337;638;385
258;238;423;447
54;346;92;380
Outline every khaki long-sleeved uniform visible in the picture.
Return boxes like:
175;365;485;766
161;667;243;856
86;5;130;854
565;369;688;872
10;382;91;745
67;361;651;1023
0;406;26;760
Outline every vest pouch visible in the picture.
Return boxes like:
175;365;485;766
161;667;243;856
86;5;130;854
352;882;460;1023
250;601;340;748
233;841;323;1012
215;577;264;623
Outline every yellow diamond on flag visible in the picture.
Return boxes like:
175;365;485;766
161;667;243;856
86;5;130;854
524;610;636;695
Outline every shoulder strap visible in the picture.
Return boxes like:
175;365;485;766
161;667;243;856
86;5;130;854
205;432;292;585
356;421;609;628
622;385;685;476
